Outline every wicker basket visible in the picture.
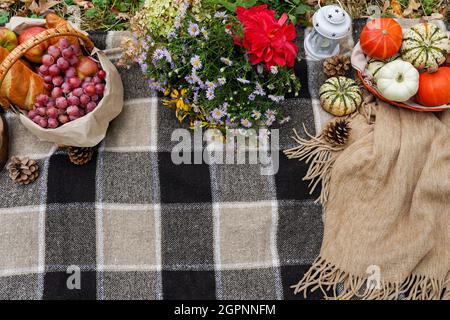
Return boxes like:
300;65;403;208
0;23;94;100
0;20;123;147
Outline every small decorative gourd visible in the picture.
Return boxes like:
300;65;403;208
319;76;362;116
360;18;403;59
416;66;450;107
367;53;401;82
401;23;450;71
377;60;419;102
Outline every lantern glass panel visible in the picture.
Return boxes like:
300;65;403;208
309;29;340;56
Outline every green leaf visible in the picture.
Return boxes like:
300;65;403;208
92;0;107;9
240;0;258;7
289;14;297;24
0;11;9;25
85;8;98;19
296;4;312;15
215;0;237;12
115;2;130;12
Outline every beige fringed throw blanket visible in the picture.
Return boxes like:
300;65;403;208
285;99;450;300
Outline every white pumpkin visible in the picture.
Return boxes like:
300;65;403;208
376;60;419;102
367;54;401;82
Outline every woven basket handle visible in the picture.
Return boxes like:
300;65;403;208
0;23;94;90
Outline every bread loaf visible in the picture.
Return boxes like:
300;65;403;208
0;47;47;110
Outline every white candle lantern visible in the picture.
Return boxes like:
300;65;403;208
304;1;352;60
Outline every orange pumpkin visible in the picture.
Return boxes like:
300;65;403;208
360;18;403;59
416;67;450;107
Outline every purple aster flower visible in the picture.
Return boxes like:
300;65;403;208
248;93;256;101
251;110;261;120
237;77;250;84
241;118;252;128
211;108;224;120
140;62;148;73
205;81;216;90
201;27;209;40
193;88;200;103
206;89;215;100
220;57;233;66
185;74;196;84
214;11;227;18
152;48;173;67
222;102;229;112
217;77;226;86
188;22;200;36
265;109;277;119
148;79;164;92
190;55;202;70
254;82;266;96
265;116;275;126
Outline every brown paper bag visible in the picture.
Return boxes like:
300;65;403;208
6;17;124;147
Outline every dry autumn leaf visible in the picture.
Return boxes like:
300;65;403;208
23;0;61;15
0;0;15;10
73;0;93;9
117;12;130;21
391;0;403;16
402;0;421;17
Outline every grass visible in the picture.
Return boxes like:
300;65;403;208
0;0;447;31
0;0;145;31
340;0;448;20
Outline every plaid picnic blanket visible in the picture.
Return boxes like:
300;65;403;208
0;19;369;300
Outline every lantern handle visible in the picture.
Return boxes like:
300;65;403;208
318;0;344;9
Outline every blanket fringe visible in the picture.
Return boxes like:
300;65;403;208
291;256;447;300
283;124;344;207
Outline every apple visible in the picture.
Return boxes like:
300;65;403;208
75;56;99;79
18;27;49;63
0;27;18;52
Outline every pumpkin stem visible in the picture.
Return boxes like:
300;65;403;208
427;65;439;73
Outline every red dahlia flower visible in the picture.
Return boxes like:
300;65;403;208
236;5;299;70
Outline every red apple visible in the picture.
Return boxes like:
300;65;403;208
18;27;49;63
0;27;18;52
75;56;99;79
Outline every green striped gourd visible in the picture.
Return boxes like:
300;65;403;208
367;53;401;82
319;77;362;116
401;23;450;71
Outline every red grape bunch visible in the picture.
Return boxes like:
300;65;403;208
28;37;107;129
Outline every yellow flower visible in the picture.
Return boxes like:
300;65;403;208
162;88;191;123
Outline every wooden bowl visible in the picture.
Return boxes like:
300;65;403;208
356;71;450;112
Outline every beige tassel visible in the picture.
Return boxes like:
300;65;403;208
291;256;447;300
284;124;345;207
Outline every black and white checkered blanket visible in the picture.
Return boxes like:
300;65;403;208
0;21;368;300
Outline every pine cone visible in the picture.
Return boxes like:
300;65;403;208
322;119;351;146
7;156;39;185
67;147;94;165
323;54;351;77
